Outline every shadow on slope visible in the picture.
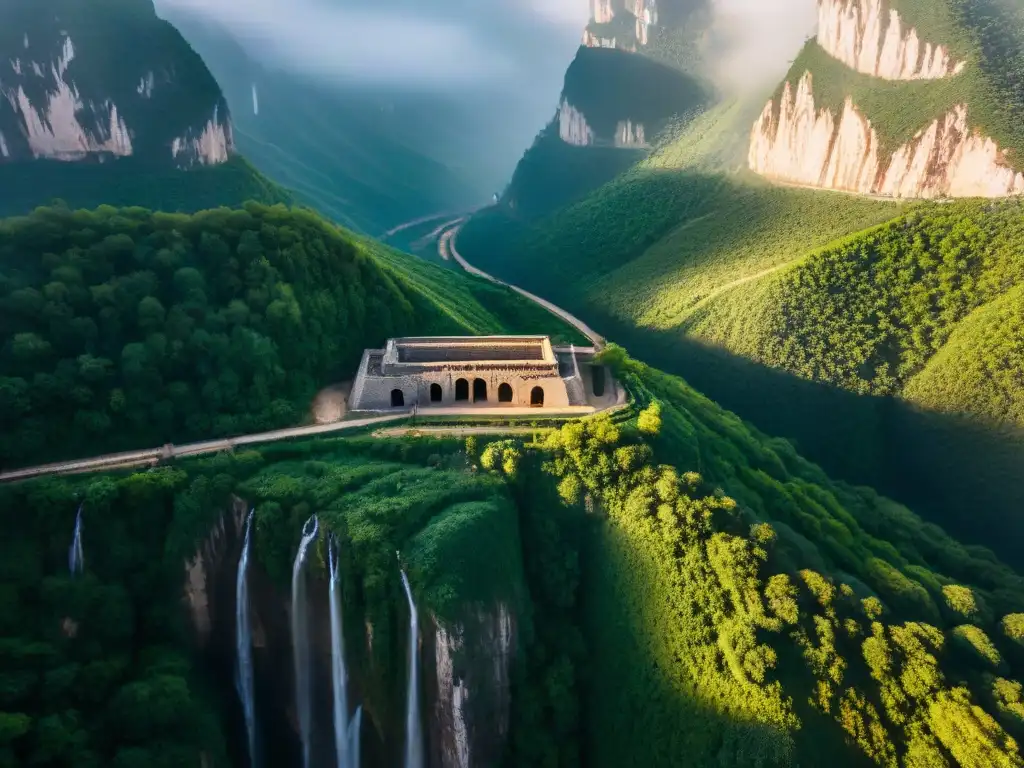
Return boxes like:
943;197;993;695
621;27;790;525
601;316;1024;568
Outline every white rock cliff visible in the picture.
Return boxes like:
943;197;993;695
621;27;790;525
817;0;966;80
559;100;595;146
749;72;1024;198
1;28;233;168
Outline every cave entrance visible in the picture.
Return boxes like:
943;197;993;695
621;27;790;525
498;383;513;403
391;389;405;407
455;378;469;402
530;386;544;407
430;383;443;403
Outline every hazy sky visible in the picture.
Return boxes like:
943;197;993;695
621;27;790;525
156;0;589;89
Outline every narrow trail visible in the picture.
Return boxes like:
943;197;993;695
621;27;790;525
442;222;606;348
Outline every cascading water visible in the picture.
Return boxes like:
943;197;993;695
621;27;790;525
235;509;257;768
328;537;361;768
291;515;319;768
68;503;84;575
399;560;424;768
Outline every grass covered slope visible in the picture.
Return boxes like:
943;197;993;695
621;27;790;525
685;199;1024;428
0;203;580;467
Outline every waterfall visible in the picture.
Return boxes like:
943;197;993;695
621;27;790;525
235;509;257;767
349;705;362;767
68;504;84;575
400;563;424;768
329;537;361;768
291;515;319;768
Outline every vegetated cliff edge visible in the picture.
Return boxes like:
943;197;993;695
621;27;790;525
0;0;233;169
749;0;1024;198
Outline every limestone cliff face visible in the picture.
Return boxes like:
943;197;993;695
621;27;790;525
582;0;658;51
424;605;516;768
749;72;1024;198
559;100;595;146
558;99;648;149
1;1;234;168
817;0;966;80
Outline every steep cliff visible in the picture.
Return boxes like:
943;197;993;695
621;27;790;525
0;0;233;169
817;0;965;80
749;72;1024;198
749;0;1024;198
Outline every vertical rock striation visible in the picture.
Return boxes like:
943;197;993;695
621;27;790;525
749;72;1024;198
817;0;966;80
559;100;595;146
426;604;516;768
1;3;235;168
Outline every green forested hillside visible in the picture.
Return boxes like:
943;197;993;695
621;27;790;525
0;204;579;468
4;348;1023;767
0;158;290;220
459;87;1024;567
685;200;1024;427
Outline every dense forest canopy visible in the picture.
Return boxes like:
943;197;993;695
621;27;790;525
2;350;1022;766
0;203;578;468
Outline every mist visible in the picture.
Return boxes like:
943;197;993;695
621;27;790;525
156;0;587;90
710;0;818;93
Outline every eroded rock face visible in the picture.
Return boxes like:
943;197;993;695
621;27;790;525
424;604;516;768
817;0;966;80
749;72;1024;198
559;100;594;147
183;498;247;646
1;4;234;168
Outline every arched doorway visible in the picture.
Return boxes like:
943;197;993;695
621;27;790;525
592;366;606;397
530;386;544;407
391;389;405;407
498;383;513;403
430;383;443;403
473;378;487;402
455;378;469;401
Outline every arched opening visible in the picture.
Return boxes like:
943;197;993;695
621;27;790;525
530;386;544;407
473;378;488;402
391;389;405;407
455;378;469;402
430;383;443;403
592;366;606;397
498;383;513;403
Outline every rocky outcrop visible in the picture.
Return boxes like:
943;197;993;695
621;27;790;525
183;498;247;645
582;0;657;50
2;37;133;161
559;100;595;146
615;119;647;148
749;72;1024;198
1;5;234;168
171;105;233;167
425;604;516;768
817;0;966;80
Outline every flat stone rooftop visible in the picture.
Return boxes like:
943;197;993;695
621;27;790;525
383;336;556;370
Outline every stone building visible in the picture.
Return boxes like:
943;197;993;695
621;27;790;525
349;336;615;411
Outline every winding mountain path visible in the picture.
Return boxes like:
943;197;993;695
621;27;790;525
441;221;606;348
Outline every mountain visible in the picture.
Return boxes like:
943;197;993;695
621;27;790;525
457;0;1024;567
0;0;286;214
498;0;712;218
750;0;1024;197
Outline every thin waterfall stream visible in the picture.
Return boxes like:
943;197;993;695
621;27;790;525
235;509;257;767
68;503;84;575
399;559;424;768
328;536;362;768
291;515;319;768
